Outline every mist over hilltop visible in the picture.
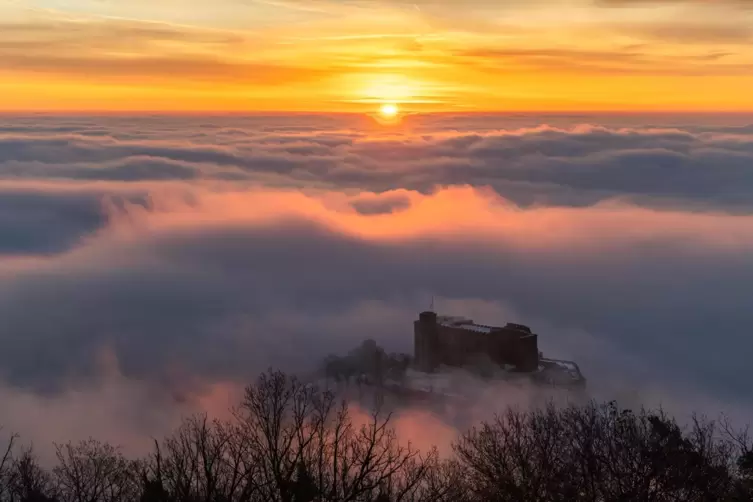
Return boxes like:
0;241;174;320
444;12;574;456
1;113;753;453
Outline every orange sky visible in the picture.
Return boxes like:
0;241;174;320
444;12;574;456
2;0;753;112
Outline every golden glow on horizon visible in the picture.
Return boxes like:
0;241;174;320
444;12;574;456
379;103;399;118
2;1;753;111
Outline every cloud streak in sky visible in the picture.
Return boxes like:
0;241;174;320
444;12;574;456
3;1;753;111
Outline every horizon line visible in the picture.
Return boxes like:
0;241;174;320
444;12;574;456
2;110;753;116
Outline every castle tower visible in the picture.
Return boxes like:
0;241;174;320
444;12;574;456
414;311;439;372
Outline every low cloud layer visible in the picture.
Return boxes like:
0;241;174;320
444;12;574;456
1;113;753;452
4;115;753;216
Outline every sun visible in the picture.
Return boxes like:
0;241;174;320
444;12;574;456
379;103;399;118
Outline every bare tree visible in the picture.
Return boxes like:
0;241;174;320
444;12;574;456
721;417;753;501
453;401;738;502
0;430;18;502
53;439;138;502
453;403;574;502
6;380;753;502
236;370;438;502
7;447;57;502
142;415;259;502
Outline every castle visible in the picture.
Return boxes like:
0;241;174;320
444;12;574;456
414;310;585;386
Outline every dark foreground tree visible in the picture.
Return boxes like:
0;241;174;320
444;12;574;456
3;372;753;502
137;370;446;502
234;370;444;502
723;418;753;501
140;415;257;502
0;431;17;501
8;448;57;502
452;401;745;502
53;439;138;502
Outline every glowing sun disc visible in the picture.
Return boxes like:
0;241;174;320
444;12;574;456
379;103;399;118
